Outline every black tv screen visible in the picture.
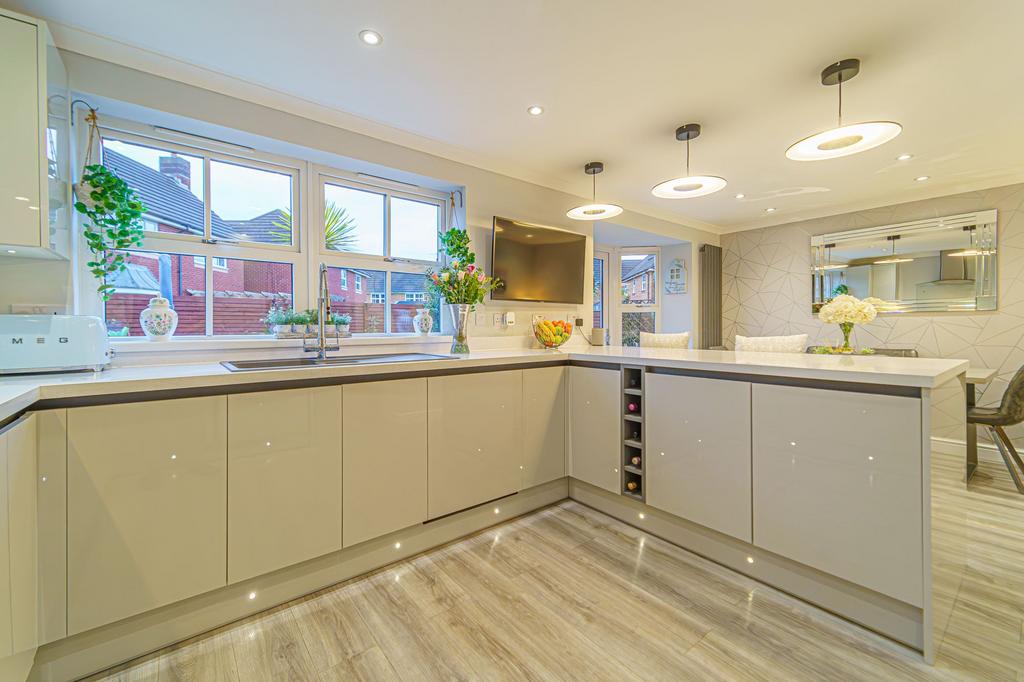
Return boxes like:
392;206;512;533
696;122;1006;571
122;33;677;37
490;216;586;304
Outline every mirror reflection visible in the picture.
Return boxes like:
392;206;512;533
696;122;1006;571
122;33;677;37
811;210;997;313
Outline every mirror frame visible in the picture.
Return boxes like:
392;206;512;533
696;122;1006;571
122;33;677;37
810;210;997;314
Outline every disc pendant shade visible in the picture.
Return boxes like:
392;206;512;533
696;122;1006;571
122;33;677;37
786;59;901;161
651;124;727;199
567;162;623;221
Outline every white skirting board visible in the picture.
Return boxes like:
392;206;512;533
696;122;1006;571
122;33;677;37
930;436;1001;464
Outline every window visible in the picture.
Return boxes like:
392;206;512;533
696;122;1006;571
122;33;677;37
355;276;362;293
340;269;348;289
641;276;647;292
370;293;386;304
326;267;386;333
323;183;384;255
390;196;439;261
391;273;439;333
403;292;426;303
96;125;304;337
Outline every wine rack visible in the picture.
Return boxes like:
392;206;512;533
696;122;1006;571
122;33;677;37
621;365;645;502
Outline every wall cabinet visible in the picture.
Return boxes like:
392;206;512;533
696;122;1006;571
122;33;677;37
228;388;342;583
0;10;70;258
67;397;227;634
428;370;523;518
752;384;923;606
343;379;427;547
569;366;621;494
646;374;752;542
522;366;566;488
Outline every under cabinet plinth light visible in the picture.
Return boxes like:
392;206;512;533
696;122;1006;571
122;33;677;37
915;175;930;182
248;591;257;600
897;153;913;161
735;193;745;199
394;542;401;549
527;105;544;116
765;207;777;213
746;556;755;564
638;512;646;520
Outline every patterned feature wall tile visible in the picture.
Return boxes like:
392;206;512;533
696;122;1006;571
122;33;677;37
722;183;1024;443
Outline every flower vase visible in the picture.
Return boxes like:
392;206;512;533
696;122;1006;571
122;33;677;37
838;322;854;353
140;297;178;341
449;303;470;354
413;308;433;336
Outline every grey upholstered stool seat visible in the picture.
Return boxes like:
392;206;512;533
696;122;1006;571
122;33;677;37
967;366;1024;493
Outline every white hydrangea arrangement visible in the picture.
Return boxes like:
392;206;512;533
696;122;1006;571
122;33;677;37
817;294;885;352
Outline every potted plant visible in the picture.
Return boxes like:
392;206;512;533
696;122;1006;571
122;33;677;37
262;306;310;338
330;312;352;336
73;109;148;301
426;228;501;354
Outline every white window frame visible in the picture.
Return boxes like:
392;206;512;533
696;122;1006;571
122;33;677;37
355;276;363;293
370;292;386;304
313;167;446;334
80;116;309;336
340;269;348;290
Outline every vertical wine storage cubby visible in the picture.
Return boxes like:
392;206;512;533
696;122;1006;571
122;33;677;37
621;365;645;502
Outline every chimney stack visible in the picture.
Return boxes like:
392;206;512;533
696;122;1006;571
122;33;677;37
159;154;191;189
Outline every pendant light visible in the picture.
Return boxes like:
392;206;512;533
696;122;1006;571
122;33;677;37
814;243;847;271
874;235;913;264
567;162;622;221
651;124;727;198
786;59;901;161
949;226;992;257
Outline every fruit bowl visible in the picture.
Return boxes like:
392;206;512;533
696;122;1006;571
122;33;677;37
534;319;573;349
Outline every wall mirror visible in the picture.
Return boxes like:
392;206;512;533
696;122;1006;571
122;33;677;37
811;210;997;313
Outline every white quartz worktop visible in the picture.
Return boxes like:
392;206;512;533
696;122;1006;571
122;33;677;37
0;346;967;423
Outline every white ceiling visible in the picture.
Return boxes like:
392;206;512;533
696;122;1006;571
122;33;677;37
14;0;1024;233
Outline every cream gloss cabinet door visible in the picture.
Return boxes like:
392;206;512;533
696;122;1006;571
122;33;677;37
228;387;343;583
569;366;621;494
35;409;66;644
522;366;566;488
428;371;523;518
646;374;752;542
0;429;12;658
6;414;37;654
752;384;923;606
343;379;427;547
67;397;228;635
0;13;42;248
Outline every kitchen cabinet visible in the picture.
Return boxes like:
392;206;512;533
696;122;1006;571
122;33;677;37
752;384;923;605
35;410;66;644
522;366;566;488
428;370;523;518
646;374;752;542
0;9;70;258
344;379;428;547
6;414;37;654
228;388;342;583
569;366;621;494
67;397;227;634
0;423;14;658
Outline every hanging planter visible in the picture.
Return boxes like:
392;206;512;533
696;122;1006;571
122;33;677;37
73;108;147;301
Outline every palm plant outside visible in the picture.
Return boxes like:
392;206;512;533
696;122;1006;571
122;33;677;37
269;202;358;251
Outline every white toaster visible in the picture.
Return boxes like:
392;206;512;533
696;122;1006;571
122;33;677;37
0;315;111;374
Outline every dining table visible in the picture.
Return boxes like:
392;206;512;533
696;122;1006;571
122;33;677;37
966;366;998;481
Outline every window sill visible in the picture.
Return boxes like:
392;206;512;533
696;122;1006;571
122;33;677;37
111;333;452;354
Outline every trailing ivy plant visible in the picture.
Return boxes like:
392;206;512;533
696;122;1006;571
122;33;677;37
74;164;147;301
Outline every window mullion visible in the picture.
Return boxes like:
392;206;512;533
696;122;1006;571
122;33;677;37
203;156;212;241
384;271;392;334
204;256;213;336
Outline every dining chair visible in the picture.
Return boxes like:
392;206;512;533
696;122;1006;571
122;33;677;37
734;334;808;353
967;366;1024;493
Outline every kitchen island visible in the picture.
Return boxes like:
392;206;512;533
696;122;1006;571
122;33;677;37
0;347;966;680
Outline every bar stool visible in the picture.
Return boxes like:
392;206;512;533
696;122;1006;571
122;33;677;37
967;366;1024;493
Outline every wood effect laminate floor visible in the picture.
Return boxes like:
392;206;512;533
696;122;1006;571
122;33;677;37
92;452;1024;682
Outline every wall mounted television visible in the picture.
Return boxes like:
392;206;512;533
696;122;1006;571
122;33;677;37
490;216;586;304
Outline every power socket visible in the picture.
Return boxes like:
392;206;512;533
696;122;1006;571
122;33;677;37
574;317;584;327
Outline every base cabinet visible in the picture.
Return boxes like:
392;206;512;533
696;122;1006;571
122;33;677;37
67;397;228;634
522;367;566;488
752;384;923;606
344;379;427;547
428;371;523;518
228;388;342;583
569;366;620;494
646;374;752;542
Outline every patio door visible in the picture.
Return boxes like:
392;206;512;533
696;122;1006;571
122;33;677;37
618;248;660;346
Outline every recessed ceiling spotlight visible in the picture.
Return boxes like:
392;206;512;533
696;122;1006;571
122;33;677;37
765;207;777;213
735;193;745;199
5;250;15;254
567;161;623;221
358;30;382;46
896;153;913;161
652;123;727;199
915;175;930;182
527;105;544;116
786;59;901;161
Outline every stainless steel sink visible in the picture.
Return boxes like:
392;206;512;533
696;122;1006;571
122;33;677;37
221;353;454;372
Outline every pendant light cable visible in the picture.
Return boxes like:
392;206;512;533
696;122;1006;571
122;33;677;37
837;75;843;127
